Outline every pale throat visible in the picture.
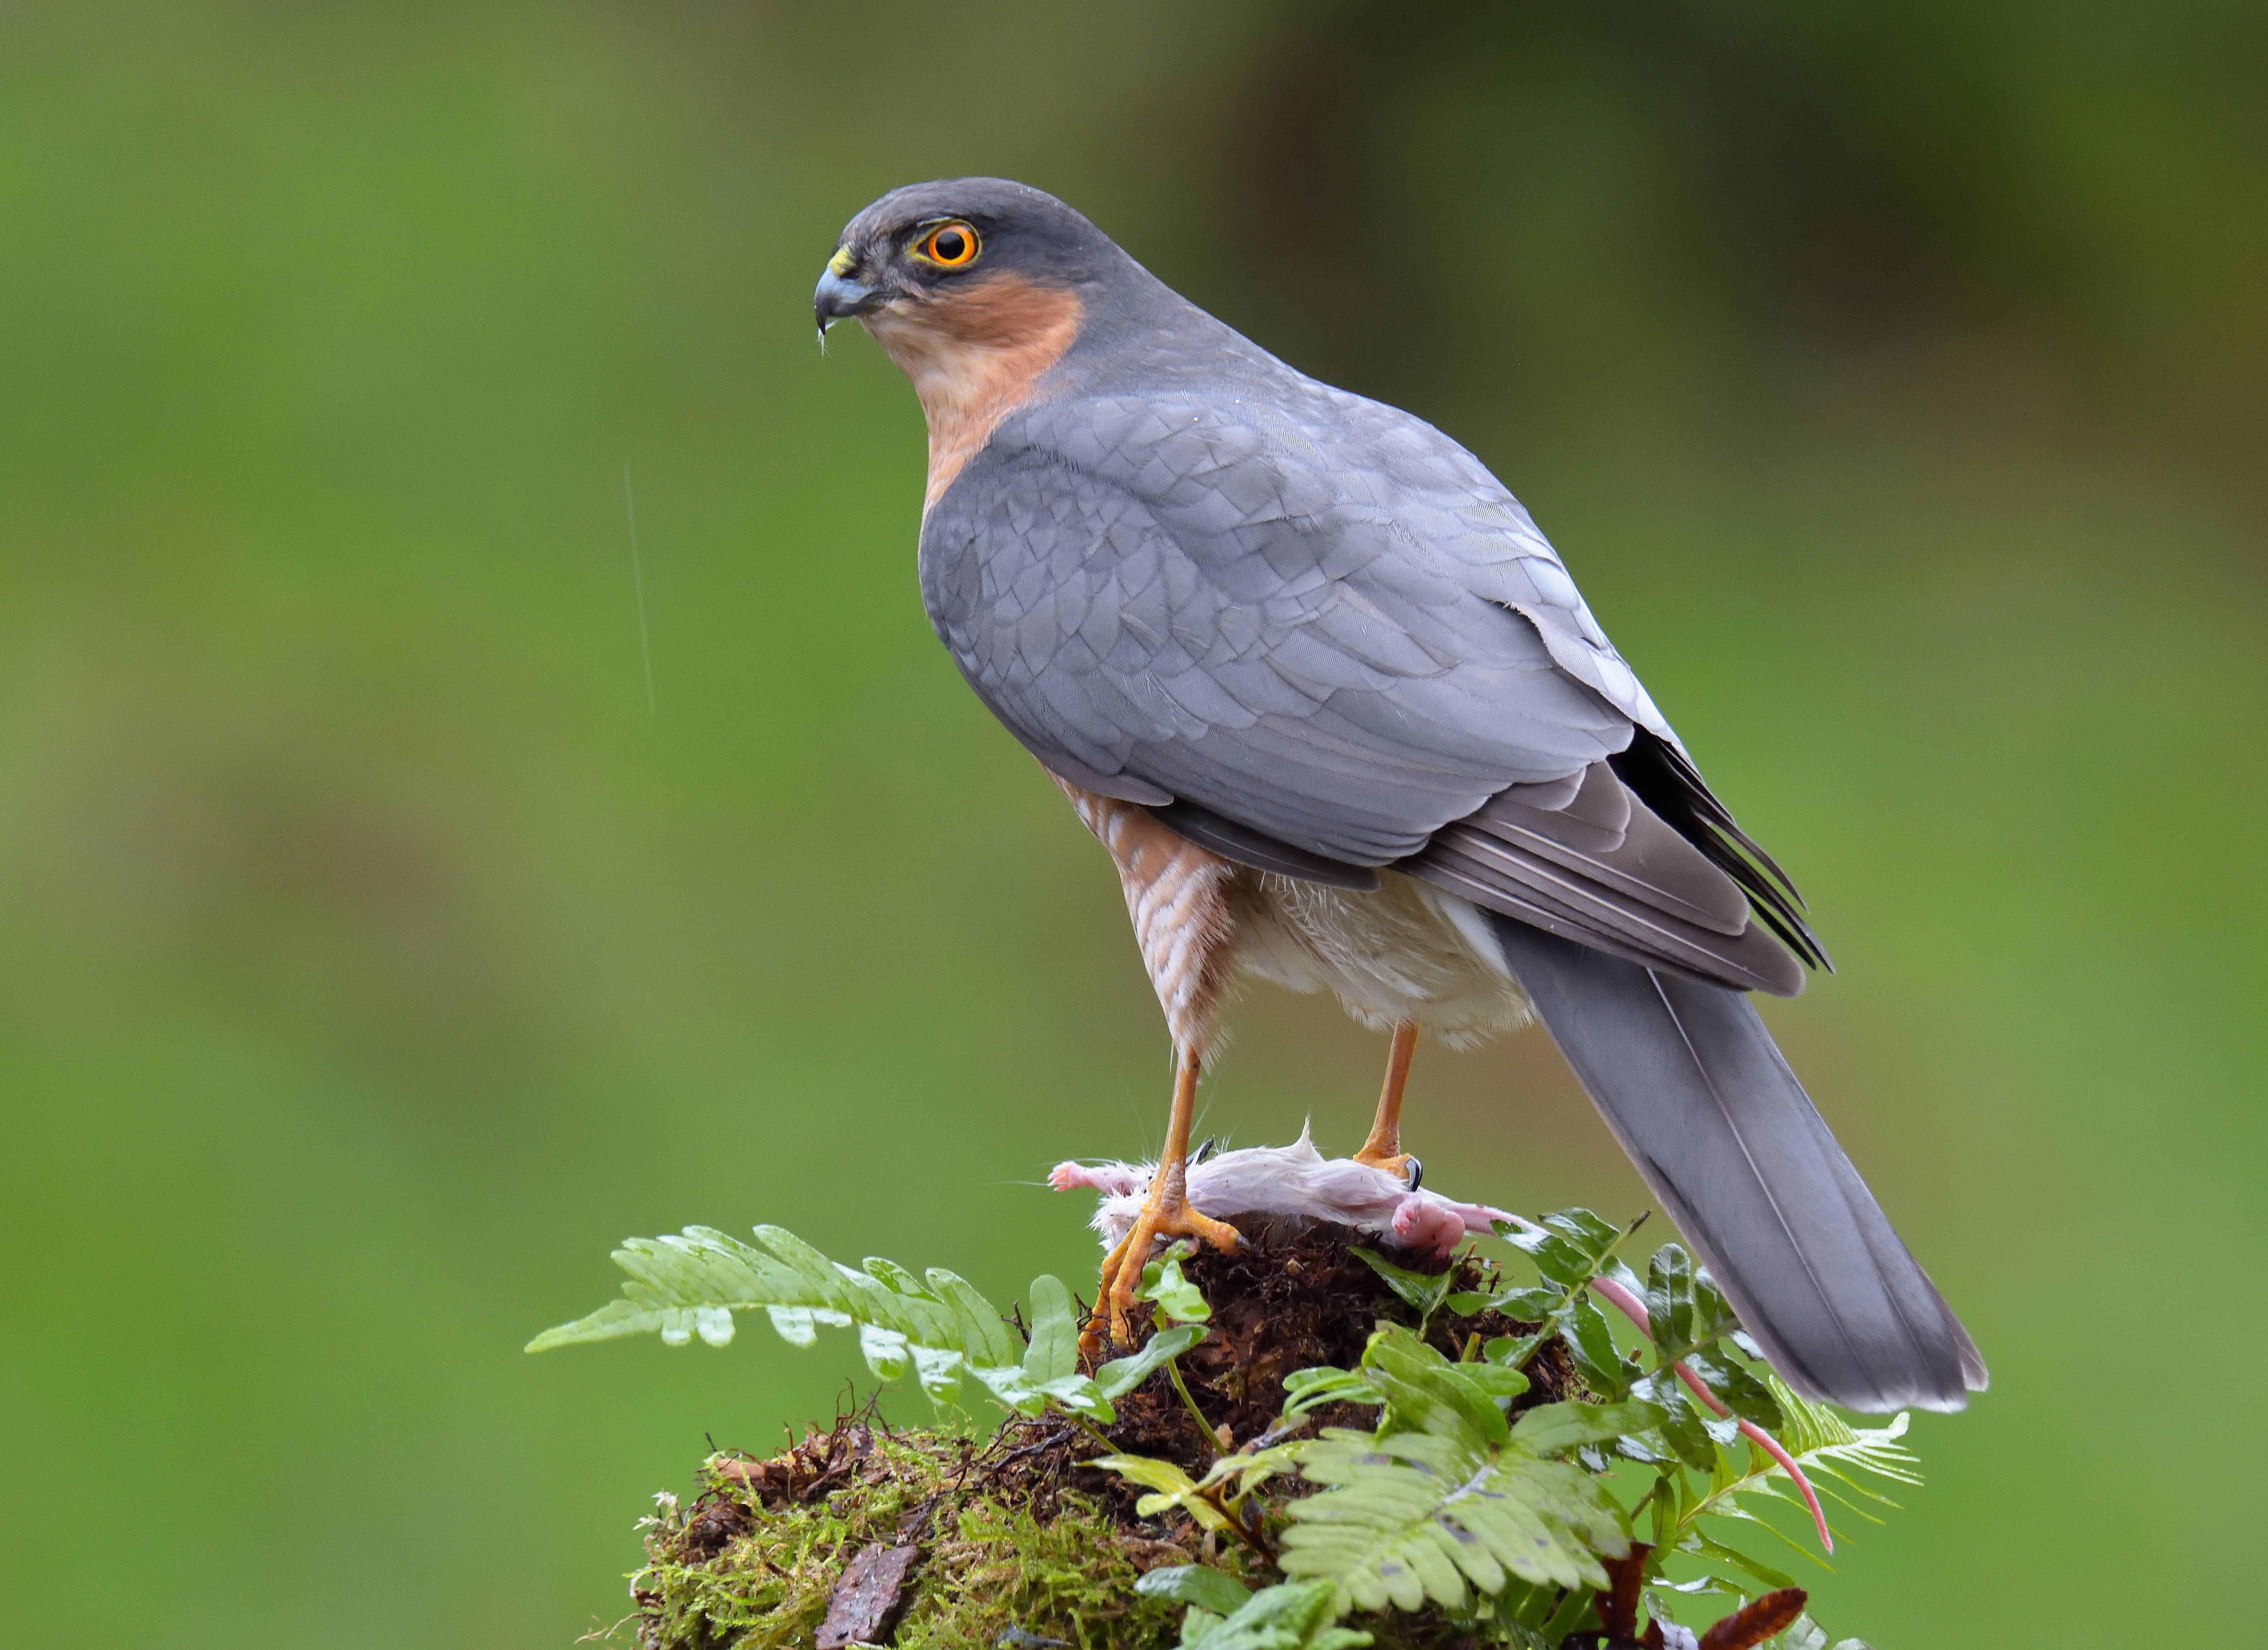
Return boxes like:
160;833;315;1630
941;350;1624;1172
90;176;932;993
863;279;1082;511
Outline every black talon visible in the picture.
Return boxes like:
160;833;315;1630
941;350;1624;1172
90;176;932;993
1405;1156;1423;1191
1191;1136;1218;1165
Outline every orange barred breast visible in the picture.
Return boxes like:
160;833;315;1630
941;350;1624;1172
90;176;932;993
1049;773;1239;1061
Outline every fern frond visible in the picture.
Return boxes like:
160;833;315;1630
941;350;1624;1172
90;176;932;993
1661;1377;1923;1588
527;1223;1055;1412
1278;1428;1628;1611
1272;1326;1653;1614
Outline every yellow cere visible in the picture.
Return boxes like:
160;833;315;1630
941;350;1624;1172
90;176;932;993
827;246;857;276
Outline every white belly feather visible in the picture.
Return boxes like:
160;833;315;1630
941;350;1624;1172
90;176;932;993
1227;869;1532;1048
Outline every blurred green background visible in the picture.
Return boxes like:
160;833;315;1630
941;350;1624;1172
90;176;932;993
1;2;2261;1644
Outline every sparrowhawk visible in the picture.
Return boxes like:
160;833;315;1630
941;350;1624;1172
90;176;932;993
813;178;1985;1413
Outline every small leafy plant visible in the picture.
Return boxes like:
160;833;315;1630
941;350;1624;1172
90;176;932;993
534;1213;1913;1649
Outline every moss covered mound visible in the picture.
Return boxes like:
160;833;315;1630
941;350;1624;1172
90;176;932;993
634;1424;1215;1650
621;1217;1557;1650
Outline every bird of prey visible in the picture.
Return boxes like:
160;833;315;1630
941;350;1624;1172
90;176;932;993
813;178;1986;1413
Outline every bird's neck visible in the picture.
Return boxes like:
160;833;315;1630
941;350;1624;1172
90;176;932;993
864;279;1083;511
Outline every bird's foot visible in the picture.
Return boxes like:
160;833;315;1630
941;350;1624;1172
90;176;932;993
1081;1183;1240;1356
1352;1143;1423;1191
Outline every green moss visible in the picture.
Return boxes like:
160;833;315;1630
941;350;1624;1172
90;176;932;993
625;1426;1223;1650
892;1497;1180;1650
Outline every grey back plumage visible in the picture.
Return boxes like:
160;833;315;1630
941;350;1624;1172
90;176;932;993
921;316;1822;989
925;376;1658;858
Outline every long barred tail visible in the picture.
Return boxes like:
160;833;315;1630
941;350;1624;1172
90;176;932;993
1489;917;1987;1412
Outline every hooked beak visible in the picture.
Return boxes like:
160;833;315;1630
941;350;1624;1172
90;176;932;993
814;262;887;340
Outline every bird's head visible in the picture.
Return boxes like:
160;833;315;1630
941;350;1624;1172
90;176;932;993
815;178;1132;502
813;177;1119;346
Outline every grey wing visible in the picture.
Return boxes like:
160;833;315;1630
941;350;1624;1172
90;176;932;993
922;389;1632;859
921;385;1820;990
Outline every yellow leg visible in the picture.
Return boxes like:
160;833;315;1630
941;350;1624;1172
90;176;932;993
1085;1048;1241;1353
1352;1019;1421;1185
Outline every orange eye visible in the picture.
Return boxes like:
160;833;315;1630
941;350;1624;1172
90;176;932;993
918;222;979;267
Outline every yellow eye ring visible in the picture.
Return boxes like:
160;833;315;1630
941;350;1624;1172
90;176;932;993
917;221;980;268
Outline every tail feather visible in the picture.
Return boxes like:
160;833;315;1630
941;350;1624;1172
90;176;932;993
1489;917;1986;1412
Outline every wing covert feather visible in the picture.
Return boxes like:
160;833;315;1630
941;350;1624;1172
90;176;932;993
920;385;1645;863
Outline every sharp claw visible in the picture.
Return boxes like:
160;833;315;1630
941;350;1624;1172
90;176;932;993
1354;1148;1420;1189
1085;1187;1242;1355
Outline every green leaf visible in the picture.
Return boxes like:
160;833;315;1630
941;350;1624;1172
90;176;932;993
1350;1248;1454;1322
692;1305;733;1346
927;1267;1021;1368
859;1322;911;1382
1136;1565;1253;1615
1539;1582;1599;1643
1022;1275;1078;1383
1198;1439;1313;1503
1095;1325;1206;1401
1362;1325;1510;1446
1139;1246;1213;1324
968;1361;1114;1422
1506;1398;1667;1457
1560;1290;1631;1399
969;1361;1049;1418
1443;1291;1495;1316
1281;1365;1386;1419
762;1304;818;1347
1646;1243;1697;1362
1037;1373;1115;1422
1087;1453;1231;1531
1458;1363;1531;1402
1182;1582;1373;1650
1633;1377;1721;1472
1487;1286;1564;1321
1502;1209;1623;1289
910;1342;964;1407
861;1256;927;1297
1689;1267;1741;1342
1677;1527;1796;1592
745;1224;846;1301
1682;1350;1784;1432
525;1297;644;1348
1483;1334;1538;1369
1491;1583;1565;1645
1643;1244;1744;1367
